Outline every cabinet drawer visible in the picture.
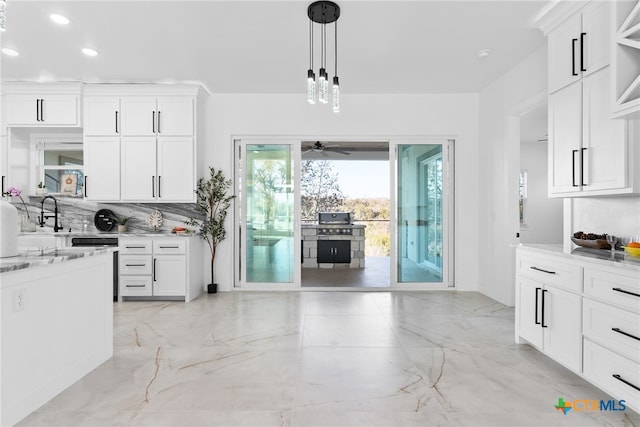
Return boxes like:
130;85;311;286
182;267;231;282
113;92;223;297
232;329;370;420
119;240;152;254
119;255;152;275
153;240;186;254
584;267;640;313
583;298;640;362
517;253;583;292
583;339;640;413
120;276;152;296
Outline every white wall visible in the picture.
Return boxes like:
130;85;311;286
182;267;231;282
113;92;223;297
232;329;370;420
573;196;640;240
519;142;563;244
203;93;479;292
478;45;548;306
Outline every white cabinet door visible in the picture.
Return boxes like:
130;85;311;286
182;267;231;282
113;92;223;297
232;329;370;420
580;1;610;78
5;95;78;126
156;97;194;136
121;137;156;201
84;97;120;136
548;13;582;94
582;69;628;192
543;285;582;373
121;97;157;136
517;277;544;348
153;255;186;297
84;137;120;201
157;137;195;202
549;81;582;195
0;135;7;194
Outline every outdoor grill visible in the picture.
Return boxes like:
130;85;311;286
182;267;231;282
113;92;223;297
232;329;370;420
317;212;353;235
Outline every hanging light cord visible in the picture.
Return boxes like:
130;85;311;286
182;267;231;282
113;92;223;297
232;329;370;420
309;19;313;70
334;20;338;76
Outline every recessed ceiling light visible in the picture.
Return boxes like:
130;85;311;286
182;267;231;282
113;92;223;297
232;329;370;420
477;49;491;59
82;48;98;57
2;48;20;57
49;14;71;25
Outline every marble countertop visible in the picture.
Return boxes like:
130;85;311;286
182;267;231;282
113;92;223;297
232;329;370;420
519;243;640;272
0;247;116;274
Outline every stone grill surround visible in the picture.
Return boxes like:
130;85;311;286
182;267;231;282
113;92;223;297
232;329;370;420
302;224;365;269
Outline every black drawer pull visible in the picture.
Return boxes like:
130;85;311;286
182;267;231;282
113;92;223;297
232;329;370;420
612;328;640;342
126;284;146;288
541;289;548;328
535;287;541;325
125;245;146;249
530;266;556;275
612;287;640;298
612;374;640;392
125;264;147;267
159;246;180;249
571;38;578;76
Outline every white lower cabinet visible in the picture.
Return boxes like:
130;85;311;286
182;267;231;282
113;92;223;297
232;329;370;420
516;247;640;414
119;237;203;301
516;276;582;373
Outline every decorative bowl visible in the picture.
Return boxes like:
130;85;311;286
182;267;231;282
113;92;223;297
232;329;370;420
623;246;640;257
570;237;610;249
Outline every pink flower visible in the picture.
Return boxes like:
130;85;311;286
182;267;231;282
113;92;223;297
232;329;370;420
3;186;29;219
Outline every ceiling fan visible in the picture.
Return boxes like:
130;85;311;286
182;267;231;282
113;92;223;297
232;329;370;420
302;141;350;156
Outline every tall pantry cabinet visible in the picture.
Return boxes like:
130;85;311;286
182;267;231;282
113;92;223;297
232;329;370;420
83;85;203;203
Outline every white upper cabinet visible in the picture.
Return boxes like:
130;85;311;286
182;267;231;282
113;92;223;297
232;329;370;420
84;97;121;136
543;1;640;197
612;0;640;118
121;96;193;136
82;84;203;203
84;137;121;201
548;2;610;94
2;83;82;127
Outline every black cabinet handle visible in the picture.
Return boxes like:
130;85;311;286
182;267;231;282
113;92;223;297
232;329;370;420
125;245;146;249
158;176;161;198
115;111;119;133
126;284;146;288
125;263;147;267
580;32;586;72
36;99;40;121
84;176;88;197
152;176;155;198
571;38;578;76
159;245;179;249
581;148;587;186
2;175;5;194
612;287;640;298
157;111;161;134
530;266;556;275
153;258;157;281
39;99;44;121
541;289;548;328
535;287;541;325
152;111;156;133
572;150;579;187
611;327;640;342
612;374;640;392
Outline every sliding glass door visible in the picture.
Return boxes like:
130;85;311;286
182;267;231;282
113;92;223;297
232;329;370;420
393;140;453;286
235;140;299;287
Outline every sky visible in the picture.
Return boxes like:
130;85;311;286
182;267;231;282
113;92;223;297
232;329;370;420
330;161;390;199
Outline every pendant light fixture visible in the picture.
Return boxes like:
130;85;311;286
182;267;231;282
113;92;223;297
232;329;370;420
0;0;7;32
307;1;340;112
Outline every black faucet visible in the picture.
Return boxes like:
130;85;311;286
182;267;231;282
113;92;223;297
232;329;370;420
40;195;63;232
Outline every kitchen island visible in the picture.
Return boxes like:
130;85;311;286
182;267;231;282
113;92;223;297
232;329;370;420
0;247;114;426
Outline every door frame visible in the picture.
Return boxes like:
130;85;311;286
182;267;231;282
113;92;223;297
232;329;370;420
232;135;456;290
390;138;455;289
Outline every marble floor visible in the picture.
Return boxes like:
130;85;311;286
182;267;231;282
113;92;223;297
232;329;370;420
17;292;639;427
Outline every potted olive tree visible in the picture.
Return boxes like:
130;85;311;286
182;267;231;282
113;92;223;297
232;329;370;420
185;167;235;294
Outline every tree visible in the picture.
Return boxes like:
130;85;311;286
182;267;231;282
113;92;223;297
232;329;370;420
301;160;345;220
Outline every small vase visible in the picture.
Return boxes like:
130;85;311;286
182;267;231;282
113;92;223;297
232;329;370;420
35;188;45;196
20;213;36;232
118;224;128;233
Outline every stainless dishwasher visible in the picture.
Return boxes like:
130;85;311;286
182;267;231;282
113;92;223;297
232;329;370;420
71;237;119;301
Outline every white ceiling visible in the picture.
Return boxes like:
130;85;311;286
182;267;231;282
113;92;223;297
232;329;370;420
0;0;547;94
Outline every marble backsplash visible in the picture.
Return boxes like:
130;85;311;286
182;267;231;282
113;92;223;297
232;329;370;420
12;195;201;234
